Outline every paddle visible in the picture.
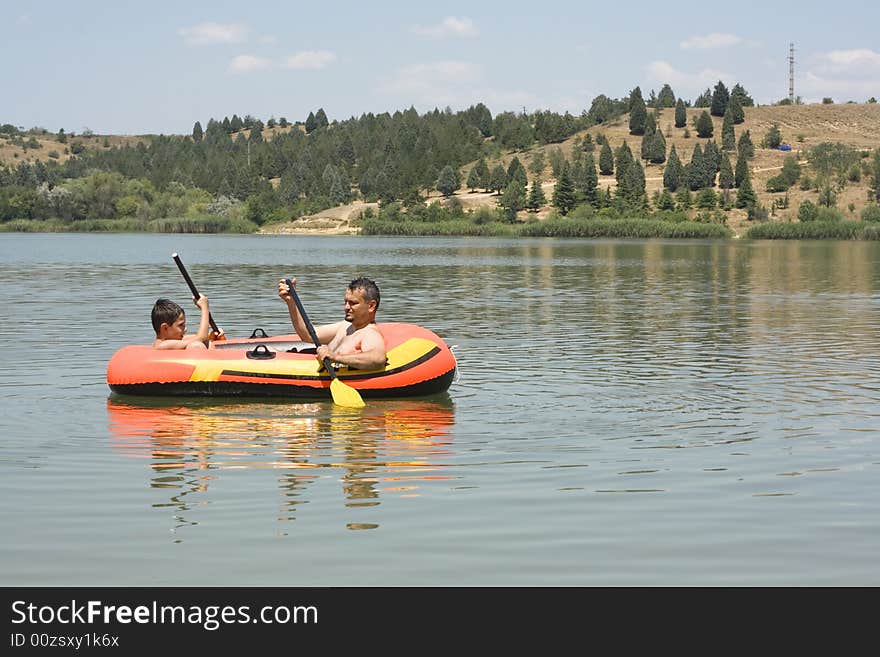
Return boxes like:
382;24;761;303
171;253;221;337
285;278;365;408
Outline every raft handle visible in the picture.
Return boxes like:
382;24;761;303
249;327;270;339
246;344;276;360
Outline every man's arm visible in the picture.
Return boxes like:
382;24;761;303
318;328;387;370
278;278;342;343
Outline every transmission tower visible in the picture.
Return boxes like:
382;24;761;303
788;43;795;104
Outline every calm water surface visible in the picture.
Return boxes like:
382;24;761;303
1;233;878;585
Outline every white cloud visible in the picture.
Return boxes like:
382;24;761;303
179;22;248;46
412;17;478;39
282;51;337;70
680;33;742;50
383;61;481;95
646;61;733;96
813;48;880;75
228;55;272;74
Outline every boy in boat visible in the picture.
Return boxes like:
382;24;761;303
151;296;222;350
277;276;387;370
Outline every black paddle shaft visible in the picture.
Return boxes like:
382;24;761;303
172;253;220;334
285;278;337;378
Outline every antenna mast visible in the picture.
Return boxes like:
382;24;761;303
788;43;795;104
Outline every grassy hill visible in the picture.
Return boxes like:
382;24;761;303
4;102;878;238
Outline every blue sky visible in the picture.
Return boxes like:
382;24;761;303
4;0;879;135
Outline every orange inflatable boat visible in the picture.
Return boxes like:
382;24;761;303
107;322;457;399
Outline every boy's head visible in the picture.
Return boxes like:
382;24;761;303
151;298;185;337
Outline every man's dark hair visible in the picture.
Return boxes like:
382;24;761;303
151;298;184;333
349;277;380;309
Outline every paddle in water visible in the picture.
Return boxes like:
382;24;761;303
285;278;365;408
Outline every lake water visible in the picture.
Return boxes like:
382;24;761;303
1;233;878;585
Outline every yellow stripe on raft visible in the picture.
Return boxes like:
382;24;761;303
169;337;440;383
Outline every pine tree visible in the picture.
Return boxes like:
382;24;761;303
507;156;528;187
640;112;657;161
695;111;714;138
622;160;646;205
674;98;687;128
192;121;203;141
599;142;614;175
315;108;329;129
657;84;676;108
649;131;667;164
488;164;508;194
710;80;730;117
527;178;547;211
721;108;736;151
614;141;634;190
474;158;489;188
656;189;676;210
719;153;735;190
500;178;527;219
704;140;721;185
730;83;754;107
686;143;706;191
728;95;745;124
436;165;459;197
675;187;693;210
735;169;756;208
738;130;755;159
734;151;749;188
466;166;482;192
628;87;647;136
581;153;599;206
663;145;684;191
305;111;318;134
552;165;577;215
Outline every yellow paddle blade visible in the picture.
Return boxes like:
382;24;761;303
330;377;365;408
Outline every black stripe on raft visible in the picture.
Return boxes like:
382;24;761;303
221;346;443;382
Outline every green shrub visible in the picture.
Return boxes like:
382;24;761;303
860;205;880;222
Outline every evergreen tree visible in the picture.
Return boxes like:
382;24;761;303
305;111;318;134
474;158;489;188
696;187;717;209
730;83;754;107
628;87;647;135
718;153;735;190
675;187;693;210
870;150;880;203
488;164;508;194
663;145;684;191
230;115;243;132
738;130;755;159
686;143;706;191
507;156;528;187
436;165;459;197
657;84;676;108
466;166;482;192
695;110;714;138
192;121;203;141
763;123;782;149
551;165;576;215
500;178;527;220
704;140;721;184
710;80;730;117
734;151;749;188
581;153;599;206
622;160;646;206
640;112;657;161
694;88;712;107
674;98;687;128
735;168;756;208
728;95;745;124
315;108;329;129
614;141;634;190
656;189;676;210
649;131;667;164
598;142;614;175
721;108;736;151
527;178;546;211
249;123;263;143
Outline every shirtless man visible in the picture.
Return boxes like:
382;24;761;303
277;276;387;370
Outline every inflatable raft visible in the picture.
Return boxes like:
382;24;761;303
107;322;456;399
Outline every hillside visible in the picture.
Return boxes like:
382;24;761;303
264;102;880;237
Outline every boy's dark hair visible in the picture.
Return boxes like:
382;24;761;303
151;298;184;334
349;277;380;309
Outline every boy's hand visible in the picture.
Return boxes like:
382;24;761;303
194;294;209;310
210;328;226;342
277;277;296;303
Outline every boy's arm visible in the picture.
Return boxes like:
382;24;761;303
193;295;211;344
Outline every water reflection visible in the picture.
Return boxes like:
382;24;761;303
107;395;455;535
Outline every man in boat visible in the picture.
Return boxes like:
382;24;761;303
151;296;223;350
277;276;387;370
